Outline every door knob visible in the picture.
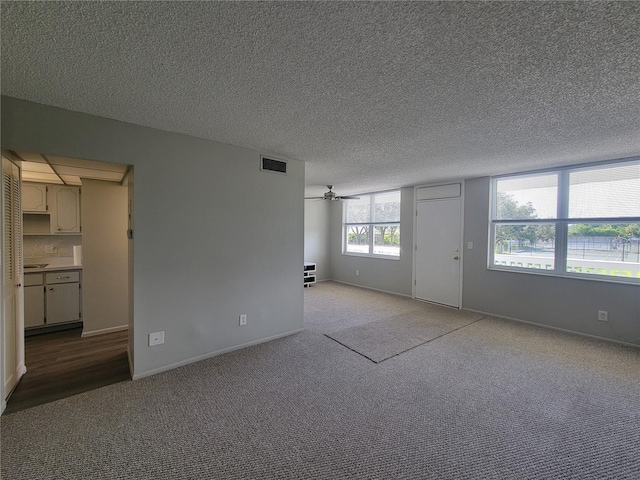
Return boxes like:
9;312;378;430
453;256;459;260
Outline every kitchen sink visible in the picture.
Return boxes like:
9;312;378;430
24;263;49;269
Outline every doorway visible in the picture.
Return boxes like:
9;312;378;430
415;184;463;308
1;151;134;413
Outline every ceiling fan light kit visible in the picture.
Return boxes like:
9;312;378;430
305;185;360;201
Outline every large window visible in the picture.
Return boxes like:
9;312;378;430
344;190;401;258
490;159;640;283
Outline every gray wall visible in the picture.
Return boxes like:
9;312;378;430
304;200;330;281
81;179;128;336
462;177;639;346
2;96;305;378
329;187;414;296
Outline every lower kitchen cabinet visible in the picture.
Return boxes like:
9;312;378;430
24;270;81;330
46;281;80;324
24;278;45;328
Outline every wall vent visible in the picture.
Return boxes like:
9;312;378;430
260;156;287;175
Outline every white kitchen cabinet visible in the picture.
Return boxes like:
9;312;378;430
22;183;48;212
48;185;81;233
24;270;81;329
46;282;80;324
24;274;45;328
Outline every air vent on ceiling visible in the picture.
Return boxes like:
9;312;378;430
260;156;287;175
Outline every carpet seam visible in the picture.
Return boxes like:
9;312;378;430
325;315;487;364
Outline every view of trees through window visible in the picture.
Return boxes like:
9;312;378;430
345;191;400;257
492;160;640;280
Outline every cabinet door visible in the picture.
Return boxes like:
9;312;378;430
46;282;80;324
24;285;45;328
22;183;48;212
49;185;80;233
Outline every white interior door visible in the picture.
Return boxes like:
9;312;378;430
2;156;25;405
415;197;462;307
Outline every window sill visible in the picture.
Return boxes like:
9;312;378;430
342;252;401;261
488;264;640;286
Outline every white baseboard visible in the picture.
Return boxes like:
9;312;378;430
81;324;129;338
132;327;305;380
329;279;412;298
464;308;640;349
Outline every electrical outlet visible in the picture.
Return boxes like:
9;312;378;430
467;242;473;250
597;310;608;322
239;314;247;326
355;270;359;276
149;331;165;346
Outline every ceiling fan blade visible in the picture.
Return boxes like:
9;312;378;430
336;195;360;200
304;196;326;200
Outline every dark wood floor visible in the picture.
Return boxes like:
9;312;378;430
4;328;130;414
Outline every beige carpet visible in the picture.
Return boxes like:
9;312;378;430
2;281;639;479
326;307;485;362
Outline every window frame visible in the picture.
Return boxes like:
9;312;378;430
343;190;401;260
489;158;640;285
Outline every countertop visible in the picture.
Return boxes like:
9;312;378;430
23;264;82;273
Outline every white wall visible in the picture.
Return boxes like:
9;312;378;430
81;179;129;336
1;96;305;378
320;176;638;346
462;177;639;346
304;200;330;281
329;187;414;296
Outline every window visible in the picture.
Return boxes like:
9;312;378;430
490;159;640;283
344;190;401;258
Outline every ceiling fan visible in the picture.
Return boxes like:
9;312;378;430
305;185;360;201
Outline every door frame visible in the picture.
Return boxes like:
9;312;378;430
412;181;465;308
1;153;135;416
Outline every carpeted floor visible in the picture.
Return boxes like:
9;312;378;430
326;304;484;363
1;281;639;479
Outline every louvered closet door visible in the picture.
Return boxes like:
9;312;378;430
2;157;24;401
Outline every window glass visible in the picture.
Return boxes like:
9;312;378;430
493;224;555;270
490;159;639;283
495;173;558;220
567;223;640;277
373;191;401;223
346;196;370;223
346;225;370;254
569;162;640;218
343;190;401;258
373;225;400;256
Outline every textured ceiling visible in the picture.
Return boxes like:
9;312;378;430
2;1;639;197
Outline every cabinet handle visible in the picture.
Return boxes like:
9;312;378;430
49;287;54;291
56;276;70;279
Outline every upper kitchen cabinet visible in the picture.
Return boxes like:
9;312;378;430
49;185;81;233
22;182;48;212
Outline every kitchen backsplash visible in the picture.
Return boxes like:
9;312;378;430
24;235;82;259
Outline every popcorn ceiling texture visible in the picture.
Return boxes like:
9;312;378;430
1;1;639;196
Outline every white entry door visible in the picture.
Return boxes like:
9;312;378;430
415;197;462;307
